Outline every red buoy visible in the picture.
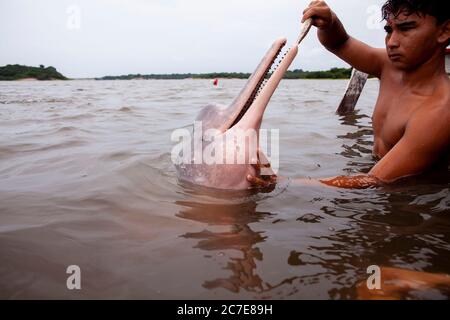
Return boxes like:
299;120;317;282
213;78;218;86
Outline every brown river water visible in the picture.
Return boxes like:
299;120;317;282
0;79;449;299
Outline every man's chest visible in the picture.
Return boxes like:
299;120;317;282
372;90;426;154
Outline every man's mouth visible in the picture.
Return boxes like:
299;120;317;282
388;53;402;61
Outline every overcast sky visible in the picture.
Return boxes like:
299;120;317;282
0;0;387;78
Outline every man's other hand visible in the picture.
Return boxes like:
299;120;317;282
246;153;278;192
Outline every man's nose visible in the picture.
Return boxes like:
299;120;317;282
387;32;400;49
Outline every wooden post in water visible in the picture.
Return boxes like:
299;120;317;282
336;68;368;115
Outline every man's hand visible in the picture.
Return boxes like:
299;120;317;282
301;0;385;78
246;151;278;192
246;163;277;189
302;1;334;30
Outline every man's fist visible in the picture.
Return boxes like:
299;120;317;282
302;1;334;30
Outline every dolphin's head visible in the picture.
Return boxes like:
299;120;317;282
176;38;299;190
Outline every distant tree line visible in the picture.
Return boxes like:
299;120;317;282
97;68;352;80
285;68;352;79
0;64;353;81
0;64;67;80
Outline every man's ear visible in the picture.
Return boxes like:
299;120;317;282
437;19;450;46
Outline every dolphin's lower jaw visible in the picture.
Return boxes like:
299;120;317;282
176;38;299;190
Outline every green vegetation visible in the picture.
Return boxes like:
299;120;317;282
97;73;251;80
0;64;352;81
285;68;352;79
97;68;352;80
0;64;67;81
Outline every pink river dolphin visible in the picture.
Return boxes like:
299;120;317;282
175;37;300;190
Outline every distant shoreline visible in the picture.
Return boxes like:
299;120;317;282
96;68;352;81
2;78;375;82
1;65;357;81
0;64;67;81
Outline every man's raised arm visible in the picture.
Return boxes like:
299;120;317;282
302;1;387;78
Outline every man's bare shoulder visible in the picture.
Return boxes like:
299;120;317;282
429;77;450;115
415;75;450;108
410;83;450;136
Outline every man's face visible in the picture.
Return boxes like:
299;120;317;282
384;9;443;70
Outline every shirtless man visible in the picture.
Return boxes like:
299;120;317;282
248;0;450;189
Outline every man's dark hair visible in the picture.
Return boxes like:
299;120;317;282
381;0;450;25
